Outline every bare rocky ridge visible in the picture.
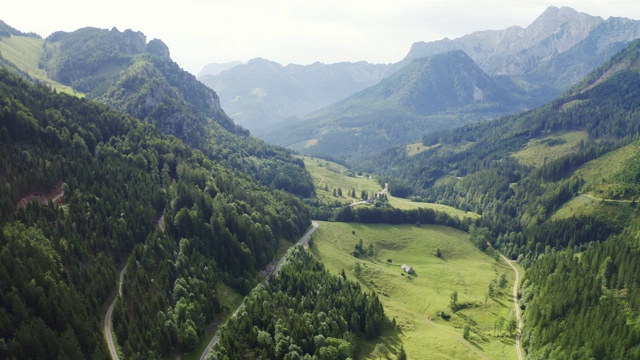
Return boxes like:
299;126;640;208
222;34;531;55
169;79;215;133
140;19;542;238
403;6;640;90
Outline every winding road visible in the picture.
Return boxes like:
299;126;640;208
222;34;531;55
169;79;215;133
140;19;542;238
105;264;127;360
199;221;319;360
500;254;524;360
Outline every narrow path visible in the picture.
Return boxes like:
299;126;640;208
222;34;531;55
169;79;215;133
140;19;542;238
500;254;524;360
581;193;633;203
105;264;127;360
200;221;319;360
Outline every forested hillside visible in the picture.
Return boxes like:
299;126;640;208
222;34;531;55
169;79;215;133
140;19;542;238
366;39;640;358
209;246;386;359
3;26;313;197
0;69;311;359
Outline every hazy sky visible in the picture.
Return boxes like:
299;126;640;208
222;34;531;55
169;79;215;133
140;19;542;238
3;1;640;75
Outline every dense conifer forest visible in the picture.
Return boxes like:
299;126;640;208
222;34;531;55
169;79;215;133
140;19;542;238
0;69;313;358
209;246;386;360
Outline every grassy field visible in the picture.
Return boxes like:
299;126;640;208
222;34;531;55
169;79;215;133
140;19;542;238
405;142;439;156
298;156;481;222
511;131;588;167
549;142;640;222
0;35;81;96
310;221;520;360
573;141;640;198
298;155;382;205
388;196;480;220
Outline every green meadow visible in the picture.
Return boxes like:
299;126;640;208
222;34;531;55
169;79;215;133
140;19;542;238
388;196;480;220
297;155;382;205
511;131;588;167
310;221;521;360
0;35;81;96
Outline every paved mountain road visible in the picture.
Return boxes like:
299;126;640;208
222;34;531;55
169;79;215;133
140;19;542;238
105;264;127;360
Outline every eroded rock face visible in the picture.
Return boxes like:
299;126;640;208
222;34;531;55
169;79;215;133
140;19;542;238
402;6;640;90
112;27;147;55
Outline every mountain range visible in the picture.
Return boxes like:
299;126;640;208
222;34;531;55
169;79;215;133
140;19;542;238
208;6;640;162
199;58;392;130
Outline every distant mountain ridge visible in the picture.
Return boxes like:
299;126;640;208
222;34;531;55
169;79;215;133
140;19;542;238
198;57;392;130
404;6;640;90
259;6;640;162
258;50;543;160
198;61;242;77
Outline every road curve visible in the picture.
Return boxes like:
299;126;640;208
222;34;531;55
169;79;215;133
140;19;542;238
500;254;524;360
105;264;127;360
200;221;319;360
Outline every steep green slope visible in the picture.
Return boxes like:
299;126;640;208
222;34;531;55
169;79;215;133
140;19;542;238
262;50;546;162
0;69;310;359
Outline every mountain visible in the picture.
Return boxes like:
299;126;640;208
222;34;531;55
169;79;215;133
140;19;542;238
198;57;392;130
260;50;548;161
404;6;640;90
364;39;640;359
197;60;242;77
259;6;640;163
15;26;313;196
0;68;313;358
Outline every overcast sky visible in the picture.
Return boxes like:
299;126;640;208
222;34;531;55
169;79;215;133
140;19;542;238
3;1;640;75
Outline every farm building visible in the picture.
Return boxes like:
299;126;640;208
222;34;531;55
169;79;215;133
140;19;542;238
401;264;414;274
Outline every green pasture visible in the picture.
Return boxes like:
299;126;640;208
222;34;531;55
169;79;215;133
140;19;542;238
0;35;81;96
511;131;588;167
310;221;520;359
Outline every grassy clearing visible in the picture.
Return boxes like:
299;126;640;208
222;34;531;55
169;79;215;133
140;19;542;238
574;142;640;198
405;142;439;156
388;196;480;220
0;35;82;96
298;155;382;205
511;131;588;167
310;221;519;360
551;142;640;221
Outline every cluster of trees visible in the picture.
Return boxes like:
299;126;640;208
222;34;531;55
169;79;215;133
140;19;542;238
0;69;312;358
209;246;386;359
332;205;475;232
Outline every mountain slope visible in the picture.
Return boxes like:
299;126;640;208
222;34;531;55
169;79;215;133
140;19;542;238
199;57;392;130
0;68;312;358
31;26;313;196
261;50;544;161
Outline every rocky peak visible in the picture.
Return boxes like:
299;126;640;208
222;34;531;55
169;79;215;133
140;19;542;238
110;27;147;55
147;39;171;60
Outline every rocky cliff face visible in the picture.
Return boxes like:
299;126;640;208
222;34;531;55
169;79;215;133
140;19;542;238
402;6;640;91
404;7;603;76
